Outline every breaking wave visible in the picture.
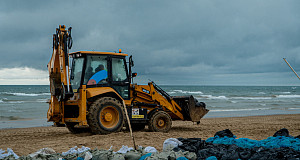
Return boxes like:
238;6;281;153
201;95;228;100
1;92;51;96
169;90;203;94
210;108;269;112
274;95;300;98
231;97;272;100
36;99;49;103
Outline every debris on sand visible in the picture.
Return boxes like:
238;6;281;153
1;128;299;160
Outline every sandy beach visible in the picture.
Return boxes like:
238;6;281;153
0;114;299;156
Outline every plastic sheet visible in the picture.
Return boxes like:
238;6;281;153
206;135;300;151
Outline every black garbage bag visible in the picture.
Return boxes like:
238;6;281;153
273;128;290;137
196;143;244;160
250;147;300;160
214;129;234;138
175;138;205;152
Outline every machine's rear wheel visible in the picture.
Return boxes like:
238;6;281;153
87;97;124;134
66;123;90;134
148;111;172;132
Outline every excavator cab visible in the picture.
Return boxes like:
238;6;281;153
69;52;130;99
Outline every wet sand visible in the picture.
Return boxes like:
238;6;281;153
0;114;299;156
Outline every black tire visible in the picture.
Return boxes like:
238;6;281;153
148;111;172;132
131;124;146;131
87;97;124;134
66;123;90;134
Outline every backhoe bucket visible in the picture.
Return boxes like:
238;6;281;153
172;95;209;122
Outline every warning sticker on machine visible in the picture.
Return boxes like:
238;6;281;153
132;108;139;115
132;108;144;118
132;115;144;118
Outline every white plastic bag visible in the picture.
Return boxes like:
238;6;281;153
0;148;19;159
84;151;93;160
117;145;133;154
163;138;183;151
29;148;56;157
144;146;157;153
62;146;91;156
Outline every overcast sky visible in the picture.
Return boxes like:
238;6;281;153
0;0;300;85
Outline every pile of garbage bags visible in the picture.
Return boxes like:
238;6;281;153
0;145;195;160
173;128;300;160
1;128;299;160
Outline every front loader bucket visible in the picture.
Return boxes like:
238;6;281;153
172;95;209;122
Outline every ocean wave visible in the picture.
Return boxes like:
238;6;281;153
0;116;26;120
279;92;291;94
170;90;203;94
231;97;272;100
36;99;49;103
167;91;176;94
275;95;300;98
7;101;25;104
0;99;25;104
7;109;22;113
289;108;300;110
201;95;228;100
210;108;269;112
1;92;51;96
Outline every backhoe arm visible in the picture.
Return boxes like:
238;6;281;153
47;25;73;122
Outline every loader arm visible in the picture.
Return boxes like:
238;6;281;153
149;82;184;120
132;81;208;122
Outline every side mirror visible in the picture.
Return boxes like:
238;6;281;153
132;72;137;78
129;55;134;67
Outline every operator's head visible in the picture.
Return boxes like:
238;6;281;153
95;64;104;72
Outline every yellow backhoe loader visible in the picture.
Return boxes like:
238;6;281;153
47;25;209;134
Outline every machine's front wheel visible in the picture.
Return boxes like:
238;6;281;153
87;97;124;134
148;111;172;132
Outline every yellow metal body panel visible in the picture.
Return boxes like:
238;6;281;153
59;86;125;126
86;87;123;100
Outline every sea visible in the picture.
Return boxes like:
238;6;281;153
0;85;300;129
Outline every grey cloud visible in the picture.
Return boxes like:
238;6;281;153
0;0;300;85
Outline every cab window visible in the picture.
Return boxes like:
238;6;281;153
112;58;127;82
84;55;108;85
70;57;84;91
